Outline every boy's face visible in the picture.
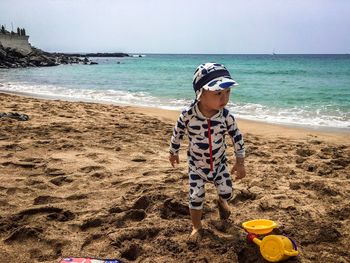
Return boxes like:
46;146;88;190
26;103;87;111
200;88;231;111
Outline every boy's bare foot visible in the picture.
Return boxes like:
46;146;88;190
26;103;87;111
217;198;231;220
188;228;204;244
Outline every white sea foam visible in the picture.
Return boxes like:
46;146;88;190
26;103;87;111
1;82;349;131
227;102;350;131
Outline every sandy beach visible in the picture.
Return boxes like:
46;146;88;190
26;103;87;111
0;92;349;263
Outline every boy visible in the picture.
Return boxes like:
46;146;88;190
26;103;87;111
169;62;246;243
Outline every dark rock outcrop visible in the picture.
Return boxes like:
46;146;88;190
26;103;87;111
0;44;99;69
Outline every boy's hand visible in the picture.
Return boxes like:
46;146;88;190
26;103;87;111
169;153;179;167
231;158;246;179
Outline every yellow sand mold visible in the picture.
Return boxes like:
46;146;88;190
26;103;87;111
242;219;277;234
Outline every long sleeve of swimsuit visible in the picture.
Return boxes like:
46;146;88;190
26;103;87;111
225;112;245;158
169;112;187;155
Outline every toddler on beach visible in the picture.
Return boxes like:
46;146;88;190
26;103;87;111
169;62;246;243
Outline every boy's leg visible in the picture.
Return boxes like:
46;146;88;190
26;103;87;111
190;208;203;230
188;169;206;242
217;197;231;220
214;164;233;220
189;209;204;243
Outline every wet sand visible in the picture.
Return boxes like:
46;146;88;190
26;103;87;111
0;92;349;262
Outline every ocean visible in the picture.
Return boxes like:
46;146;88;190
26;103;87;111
1;54;349;131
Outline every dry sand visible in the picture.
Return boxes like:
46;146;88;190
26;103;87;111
0;92;349;263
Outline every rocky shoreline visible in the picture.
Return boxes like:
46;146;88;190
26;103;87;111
0;24;131;69
0;44;91;68
0;45;131;69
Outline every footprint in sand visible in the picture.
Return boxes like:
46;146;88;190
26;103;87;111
122;209;147;222
132;196;151;210
6;188;17;194
80;233;104;250
33;195;63;205
159;198;189;219
331;158;349;169
81;152;102;160
65;193;88;200
19;157;45;163
50;176;73;186
109;205;124;214
17;206;67;217
4;226;43;243
142;171;158;176
26;179;48;191
109;227;160;248
0;143;26;151
328;206;350;221
33;140;52;146
45;167;66;176
1;161;37;169
120;244;141;261
131;156;147;162
79;165;106;173
90;171;111;179
80;217;104;231
46;210;75;222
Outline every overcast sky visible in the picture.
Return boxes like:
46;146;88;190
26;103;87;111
1;0;350;54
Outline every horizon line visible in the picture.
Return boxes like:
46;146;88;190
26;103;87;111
50;51;350;56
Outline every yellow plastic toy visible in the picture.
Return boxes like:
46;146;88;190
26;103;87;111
242;219;299;262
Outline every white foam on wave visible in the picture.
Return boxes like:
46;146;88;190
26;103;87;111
227;102;350;131
1;82;165;106
1;82;349;131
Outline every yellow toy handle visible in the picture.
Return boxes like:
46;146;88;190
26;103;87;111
252;237;262;247
284;250;299;257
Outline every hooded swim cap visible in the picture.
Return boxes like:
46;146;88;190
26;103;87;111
192;62;238;100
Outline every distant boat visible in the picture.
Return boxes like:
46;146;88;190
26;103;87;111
132;54;146;58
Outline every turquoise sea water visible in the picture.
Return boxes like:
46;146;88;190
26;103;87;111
0;54;349;131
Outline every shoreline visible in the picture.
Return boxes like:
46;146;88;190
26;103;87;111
132;106;350;144
1;89;349;141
